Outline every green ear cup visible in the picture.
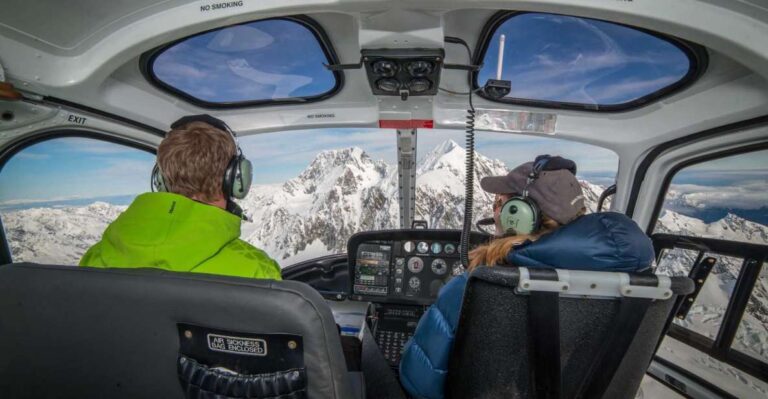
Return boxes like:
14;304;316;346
231;157;252;199
499;197;539;235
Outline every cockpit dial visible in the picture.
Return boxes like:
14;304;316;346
416;241;429;254
408;276;421;290
407;257;424;273
403;241;415;253
431;258;448;275
430;242;442;254
444;243;456;255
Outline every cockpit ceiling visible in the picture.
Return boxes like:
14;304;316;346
1;0;768;152
0;0;188;51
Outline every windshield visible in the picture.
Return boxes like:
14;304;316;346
0;129;618;268
237;129;618;267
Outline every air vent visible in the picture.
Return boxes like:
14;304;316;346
362;49;444;100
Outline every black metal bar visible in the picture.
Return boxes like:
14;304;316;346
675;256;716;319
596;184;616;212
323;60;363;71
443;63;482;71
652;234;768;260
652;248;703;357
714;258;764;354
667;325;714;354
0;217;11;265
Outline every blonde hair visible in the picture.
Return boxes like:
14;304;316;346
468;211;585;271
157;121;237;203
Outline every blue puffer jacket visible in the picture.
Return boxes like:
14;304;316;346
398;212;654;399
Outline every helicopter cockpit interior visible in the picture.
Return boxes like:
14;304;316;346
1;1;767;398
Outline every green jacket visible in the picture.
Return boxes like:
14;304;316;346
80;192;281;280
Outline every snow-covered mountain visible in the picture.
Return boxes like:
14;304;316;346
239;140;608;264
2;202;125;264
238;146;399;264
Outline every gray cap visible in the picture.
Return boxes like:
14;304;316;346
480;162;586;225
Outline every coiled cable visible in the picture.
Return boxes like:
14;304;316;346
445;36;477;268
461;92;476;268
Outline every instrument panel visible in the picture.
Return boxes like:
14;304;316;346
348;230;488;305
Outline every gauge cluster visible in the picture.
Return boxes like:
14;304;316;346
348;229;488;305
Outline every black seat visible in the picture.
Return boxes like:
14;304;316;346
0;263;361;399
446;266;694;399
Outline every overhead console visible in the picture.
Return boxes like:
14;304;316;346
347;229;489;305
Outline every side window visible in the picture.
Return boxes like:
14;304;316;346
654;149;767;245
0;137;154;265
652;149;768;397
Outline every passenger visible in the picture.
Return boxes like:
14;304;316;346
398;155;654;399
80;115;281;280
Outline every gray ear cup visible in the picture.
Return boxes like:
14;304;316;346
151;164;168;192
231;158;253;200
499;197;540;235
222;155;253;200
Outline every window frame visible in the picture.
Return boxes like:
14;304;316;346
0;130;157;265
652;234;768;383
471;11;708;112
140;15;344;109
647;144;768;383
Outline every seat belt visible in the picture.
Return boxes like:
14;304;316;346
574;297;653;399
529;291;561;399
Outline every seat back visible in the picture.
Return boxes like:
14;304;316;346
446;266;693;399
0;263;354;399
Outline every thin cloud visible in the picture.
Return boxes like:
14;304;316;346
670;180;768;210
15;152;50;160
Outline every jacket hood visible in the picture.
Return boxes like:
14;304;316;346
97;192;242;271
506;212;654;272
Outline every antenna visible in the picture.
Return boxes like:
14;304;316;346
496;34;506;80
483;34;511;99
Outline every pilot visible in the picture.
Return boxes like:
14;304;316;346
79;115;281;280
398;155;655;399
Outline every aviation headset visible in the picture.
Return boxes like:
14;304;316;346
151;114;253;201
496;155;576;236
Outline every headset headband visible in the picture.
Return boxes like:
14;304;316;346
522;154;577;197
170;114;242;154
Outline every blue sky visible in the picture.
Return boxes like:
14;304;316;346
0;138;154;205
153;19;336;103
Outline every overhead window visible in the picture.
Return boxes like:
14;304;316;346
146;17;341;106
475;12;700;110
